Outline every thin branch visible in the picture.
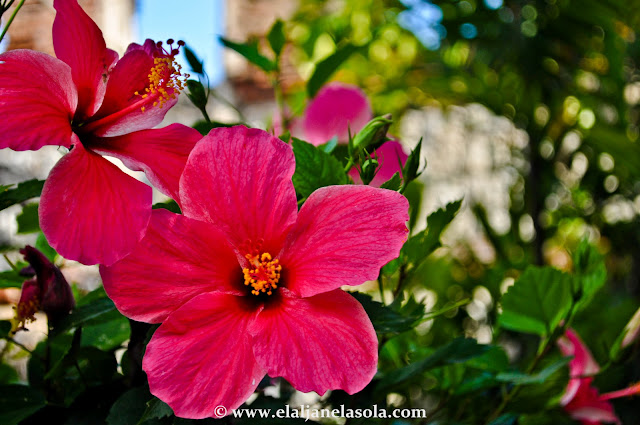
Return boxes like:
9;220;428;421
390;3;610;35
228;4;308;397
0;0;25;44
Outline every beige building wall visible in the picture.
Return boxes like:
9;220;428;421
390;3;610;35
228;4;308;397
224;0;299;104
4;0;135;56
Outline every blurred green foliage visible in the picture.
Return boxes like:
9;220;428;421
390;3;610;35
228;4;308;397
2;0;640;423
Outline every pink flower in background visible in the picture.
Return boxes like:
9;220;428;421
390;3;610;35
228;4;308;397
295;82;408;186
558;329;640;424
302;83;372;146
0;0;200;266
101;126;409;418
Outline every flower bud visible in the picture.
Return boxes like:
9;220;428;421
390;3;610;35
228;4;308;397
621;306;640;349
10;246;75;333
358;156;380;186
351;114;393;153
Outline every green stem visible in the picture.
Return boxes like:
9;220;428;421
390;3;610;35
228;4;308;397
2;336;34;356
0;1;16;18
210;89;248;123
343;157;355;173
200;106;211;123
392;263;407;299
2;254;17;271
273;73;287;134
0;0;25;44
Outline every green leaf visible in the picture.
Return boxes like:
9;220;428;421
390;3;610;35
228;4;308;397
16;203;39;234
267;19;286;57
519;409;575;425
453;370;502;395
183;45;204;75
507;359;570;413
422;298;471;320
401;139;423;187
351;292;423;334
496;357;571;385
499;267;572;336
380;172;402;191
0;385;46;424
106;386;151;425
44;327;83;381
572;240;606;310
307;43;360;98
0;320;11;335
291;138;348;199
0;179;45;211
192;120;241;135
139;397;173;424
46;345;117;405
81;310;130;351
488;414;518;425
152;200;181;214
0;364;18;385
0;269;24;289
28;332;74;390
185;79;208;110
219;36;275;72
403;180;423;231
35;232;56;262
403;199;462;266
465;345;510;372
51;296;116;337
319;137;338;153
376;337;491;393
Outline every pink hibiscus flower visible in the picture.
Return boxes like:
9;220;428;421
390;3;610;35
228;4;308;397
286;82;408;186
0;0;200;266
558;329;640;424
101;125;409;418
302;83;373;146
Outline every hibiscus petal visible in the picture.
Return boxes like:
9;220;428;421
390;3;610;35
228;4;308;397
565;382;620;424
303;83;372;146
250;289;378;395
144;293;264;419
101;209;242;323
88;49;178;137
92;124;201;201
124;39;159;56
53;0;118;117
281;185;408;298
180;126;298;255
39;142;151;266
558;329;600;378
0;50;77;150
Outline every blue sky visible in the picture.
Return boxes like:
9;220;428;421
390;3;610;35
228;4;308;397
136;0;225;86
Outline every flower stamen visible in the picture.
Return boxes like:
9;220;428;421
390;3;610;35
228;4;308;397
242;252;282;296
10;294;39;334
135;39;189;111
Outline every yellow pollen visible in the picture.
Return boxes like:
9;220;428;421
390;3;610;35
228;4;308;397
10;298;39;335
138;40;188;112
242;252;282;296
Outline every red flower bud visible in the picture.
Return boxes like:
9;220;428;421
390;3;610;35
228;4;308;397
11;246;75;333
